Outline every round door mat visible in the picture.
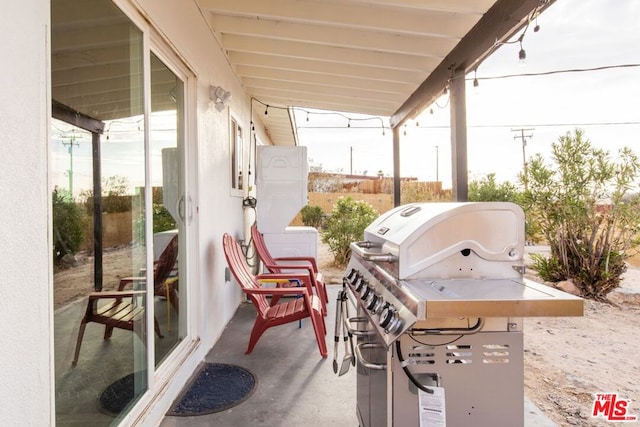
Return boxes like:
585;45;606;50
167;363;257;416
98;371;146;415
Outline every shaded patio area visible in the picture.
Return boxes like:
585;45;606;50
53;279;557;426
159;285;555;427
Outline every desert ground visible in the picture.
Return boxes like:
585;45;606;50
54;242;640;426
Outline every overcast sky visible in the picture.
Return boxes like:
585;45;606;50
296;0;640;188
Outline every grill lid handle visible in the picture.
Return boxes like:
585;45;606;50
352;241;398;263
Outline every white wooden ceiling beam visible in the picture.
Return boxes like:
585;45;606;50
243;77;406;103
223;34;439;72
249;88;398;114
229;52;425;84
339;0;495;15
236;65;415;94
210;15;456;57
199;0;479;38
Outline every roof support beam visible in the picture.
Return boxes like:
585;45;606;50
449;69;468;201
390;0;555;128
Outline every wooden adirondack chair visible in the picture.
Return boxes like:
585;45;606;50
72;235;179;365
250;224;328;313
222;233;327;358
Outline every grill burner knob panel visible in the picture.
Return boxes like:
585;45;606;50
379;306;402;334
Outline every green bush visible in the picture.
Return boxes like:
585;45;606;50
300;205;324;228
133;204;177;243
529;253;565;283
52;188;85;264
520;129;640;300
321;196;378;266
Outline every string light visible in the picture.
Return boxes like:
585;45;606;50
473;69;479;88
264;105;269;115
518;35;526;63
468;63;640;87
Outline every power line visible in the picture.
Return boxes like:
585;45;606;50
472;63;640;82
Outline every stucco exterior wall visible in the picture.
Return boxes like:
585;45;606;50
0;0;272;424
0;0;54;425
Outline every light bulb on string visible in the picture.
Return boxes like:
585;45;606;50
347;119;351;128
518;45;527;64
472;69;480;95
264;105;269;115
517;34;526;65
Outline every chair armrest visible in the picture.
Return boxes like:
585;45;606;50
256;273;314;294
272;256;319;272
264;263;316;278
88;290;145;300
245;287;308;297
118;277;146;290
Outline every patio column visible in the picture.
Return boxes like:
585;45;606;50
393;125;401;207
449;68;468;201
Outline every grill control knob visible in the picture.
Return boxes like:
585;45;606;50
360;285;371;300
354;277;366;292
347;268;358;281
379;306;402;334
365;293;378;311
369;295;385;314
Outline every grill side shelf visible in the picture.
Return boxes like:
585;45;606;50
401;278;584;319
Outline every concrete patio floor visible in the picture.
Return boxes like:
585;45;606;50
160;285;556;427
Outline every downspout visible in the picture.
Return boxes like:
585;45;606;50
243;103;259;274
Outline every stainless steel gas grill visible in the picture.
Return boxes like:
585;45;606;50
341;202;583;427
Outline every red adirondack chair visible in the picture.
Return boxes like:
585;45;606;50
222;233;327;358
250;224;328;313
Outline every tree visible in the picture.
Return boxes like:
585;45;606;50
52;187;85;264
321;196;378;266
468;173;519;202
520;129;640;300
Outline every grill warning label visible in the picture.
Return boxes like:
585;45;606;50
419;386;446;427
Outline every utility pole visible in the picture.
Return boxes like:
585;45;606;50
512;128;533;189
350;146;353;175
61;131;80;196
434;145;439;183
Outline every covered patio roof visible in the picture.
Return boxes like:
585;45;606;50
197;0;554;145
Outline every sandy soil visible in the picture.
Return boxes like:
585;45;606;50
54;242;640;425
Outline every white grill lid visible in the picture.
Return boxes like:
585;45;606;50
363;202;525;280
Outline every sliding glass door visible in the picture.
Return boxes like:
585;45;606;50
51;0;190;424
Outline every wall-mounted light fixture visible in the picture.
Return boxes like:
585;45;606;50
210;85;232;112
